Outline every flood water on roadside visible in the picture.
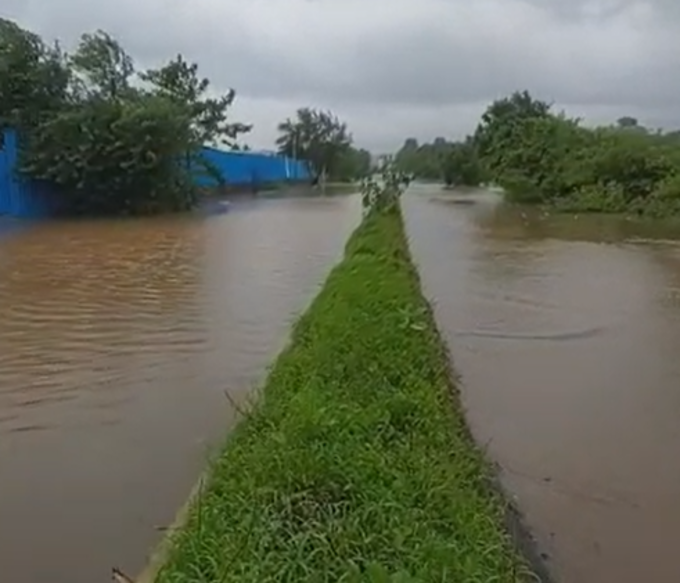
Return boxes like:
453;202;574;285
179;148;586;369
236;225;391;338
0;194;360;583
403;185;680;583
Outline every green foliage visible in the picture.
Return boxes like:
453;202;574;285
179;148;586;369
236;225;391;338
276;108;353;181
70;30;136;101
154;207;529;583
394;136;484;187
474;90;551;167
472;90;680;216
393;137;448;181
140;55;252;148
0;18;72;131
359;159;410;215
334;146;373;181
441;138;484;187
1;19;250;216
22;96;195;214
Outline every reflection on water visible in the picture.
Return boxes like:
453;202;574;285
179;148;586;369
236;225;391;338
0;194;360;583
403;188;680;583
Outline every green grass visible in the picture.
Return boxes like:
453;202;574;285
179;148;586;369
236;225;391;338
154;207;530;583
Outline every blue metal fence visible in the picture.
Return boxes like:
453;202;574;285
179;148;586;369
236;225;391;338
195;146;309;188
0;128;310;219
0;129;64;218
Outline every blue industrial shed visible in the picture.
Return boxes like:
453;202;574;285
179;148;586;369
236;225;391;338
195;146;309;189
0;127;311;218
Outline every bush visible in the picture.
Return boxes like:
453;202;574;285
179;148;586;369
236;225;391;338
22;95;196;215
471;90;680;216
1;20;250;216
359;160;410;215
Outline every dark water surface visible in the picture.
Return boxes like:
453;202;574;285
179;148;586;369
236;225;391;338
403;185;680;583
0;195;360;583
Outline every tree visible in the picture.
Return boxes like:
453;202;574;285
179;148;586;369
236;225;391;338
402;138;418;151
141;55;251;148
23;95;195;214
466;89;680;214
473;90;551;178
333;146;372;181
8;19;250;216
617;116;638;128
276;108;352;181
394;137;454;181
0;18;71;131
141;54;252;188
442;138;484;187
69;30;136;101
353;147;372;178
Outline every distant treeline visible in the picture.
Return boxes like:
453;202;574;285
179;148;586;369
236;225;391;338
394;136;484;188
395;90;680;216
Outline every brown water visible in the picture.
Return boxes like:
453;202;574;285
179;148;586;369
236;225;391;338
403;186;680;583
0;195;360;583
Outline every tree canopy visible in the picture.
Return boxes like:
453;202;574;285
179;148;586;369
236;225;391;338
1;20;251;215
393;89;680;216
276;108;370;182
471;90;680;215
394;136;484;187
0;19;71;131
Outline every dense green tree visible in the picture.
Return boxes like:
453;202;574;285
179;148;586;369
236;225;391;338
0;18;71;131
471;90;680;215
3;19;250;216
140;55;251;148
23;95;195;214
441;138;484;187
276;108;352;181
473;90;552;183
394;137;450;180
69;30;136;101
394;136;483;186
333;146;372;181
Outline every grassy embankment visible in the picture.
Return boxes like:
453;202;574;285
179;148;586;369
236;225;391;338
151;206;531;582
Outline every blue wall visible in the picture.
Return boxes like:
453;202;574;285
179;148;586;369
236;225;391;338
195;146;310;188
0;128;311;218
0;129;65;218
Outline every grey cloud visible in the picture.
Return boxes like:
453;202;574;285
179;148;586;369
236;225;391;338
4;0;680;151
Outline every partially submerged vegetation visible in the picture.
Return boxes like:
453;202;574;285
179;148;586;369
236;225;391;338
151;168;530;582
0;19;373;216
474;91;680;217
395;137;485;188
0;19;251;215
394;90;680;217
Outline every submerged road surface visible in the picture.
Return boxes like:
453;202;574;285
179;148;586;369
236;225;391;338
0;194;361;583
403;185;680;583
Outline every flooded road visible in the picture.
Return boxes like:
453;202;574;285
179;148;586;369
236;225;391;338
403;186;680;583
0;195;360;583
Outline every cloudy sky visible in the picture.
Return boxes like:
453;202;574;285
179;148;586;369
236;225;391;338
4;0;679;152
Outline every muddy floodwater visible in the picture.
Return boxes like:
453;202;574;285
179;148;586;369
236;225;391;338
0;195;360;583
403;185;680;583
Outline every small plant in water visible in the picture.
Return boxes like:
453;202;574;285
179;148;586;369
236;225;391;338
360;158;411;215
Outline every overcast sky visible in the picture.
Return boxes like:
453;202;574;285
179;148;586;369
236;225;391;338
4;0;679;152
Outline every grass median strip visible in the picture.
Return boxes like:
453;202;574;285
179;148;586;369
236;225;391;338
153;206;530;582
